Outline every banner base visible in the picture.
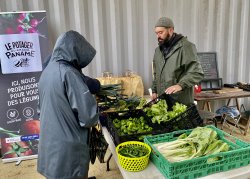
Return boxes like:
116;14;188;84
2;154;38;163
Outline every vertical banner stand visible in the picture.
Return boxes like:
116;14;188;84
0;11;49;163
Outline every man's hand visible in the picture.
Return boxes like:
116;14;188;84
151;93;158;100
165;84;182;94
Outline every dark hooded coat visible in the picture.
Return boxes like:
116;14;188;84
37;31;99;179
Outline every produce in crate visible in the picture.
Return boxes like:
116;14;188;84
154;126;229;163
96;83;123;111
144;125;250;179
97;83;123;97
112;116;152;135
116;96;147;111
144;99;187;124
135;97;148;109
97;83;147;111
106;110;155;145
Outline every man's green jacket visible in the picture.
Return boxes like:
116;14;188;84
151;37;204;105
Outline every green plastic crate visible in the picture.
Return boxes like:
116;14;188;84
144;125;250;179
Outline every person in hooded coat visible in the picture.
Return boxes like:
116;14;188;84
43;54;101;95
37;30;99;179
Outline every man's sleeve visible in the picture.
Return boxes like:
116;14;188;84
177;43;204;89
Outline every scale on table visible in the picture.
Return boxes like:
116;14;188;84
197;52;223;91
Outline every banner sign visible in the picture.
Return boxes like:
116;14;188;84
0;11;49;163
0;33;42;74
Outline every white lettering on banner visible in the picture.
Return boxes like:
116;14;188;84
7;77;39;106
12;80;20;86
26;89;38;96
21;77;36;84
19;95;39;103
10;92;25;99
5;136;21;143
7;83;38;93
7;100;18;106
6;118;21;124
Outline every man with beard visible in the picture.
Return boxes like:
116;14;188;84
151;17;204;105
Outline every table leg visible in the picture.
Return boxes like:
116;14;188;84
106;153;113;171
202;101;206;110
235;98;240;110
201;101;212;112
226;98;240;110
206;102;211;112
226;99;231;106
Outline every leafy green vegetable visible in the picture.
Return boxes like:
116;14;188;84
112;116;152;136
153;127;230;163
143;100;187;124
116;96;144;111
118;145;149;158
97;84;147;111
136;98;148;109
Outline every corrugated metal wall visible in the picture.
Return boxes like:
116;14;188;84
1;0;250;109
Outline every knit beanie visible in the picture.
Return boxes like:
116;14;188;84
155;17;174;28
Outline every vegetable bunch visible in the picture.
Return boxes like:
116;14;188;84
96;84;123;102
113;116;152;136
97;83;123;111
143;100;187;124
97;84;147;111
116;96;147;111
118;145;149;158
154;127;230;163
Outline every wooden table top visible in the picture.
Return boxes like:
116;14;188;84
194;88;250;101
